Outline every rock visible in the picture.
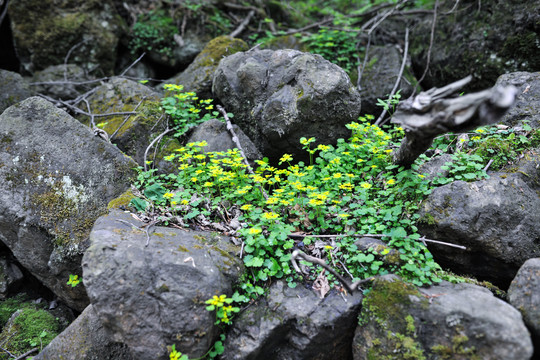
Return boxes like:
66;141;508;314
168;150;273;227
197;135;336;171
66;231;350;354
508;258;540;354
261;35;307;51
31;64;96;100
78;77;179;172
416;153;540;287
0;97;136;311
164;36;249;99
410;0;540;91
212;49;362;162
495;72;540;128
0;70;33;114
358;45;416;118
82;209;244;360
418;153;453;181
187;119;262;164
34;305;133;360
353;276;533;360
8;0;124;75
221;280;363;360
0;254;24;299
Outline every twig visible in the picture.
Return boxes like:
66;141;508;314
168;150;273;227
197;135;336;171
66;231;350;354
483;159;494;172
415;0;439;90
14;347;38;360
230;10;255;38
291;250;374;293
0;0;9;29
115;219;156;247
287;232;467;250
374;27;409;126
143;123;175;171
63;40;88;80
216;105;269;200
119;52;146;77
110;96;147;140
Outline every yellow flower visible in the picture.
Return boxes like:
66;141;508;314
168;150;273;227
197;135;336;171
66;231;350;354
333;173;342;179
163;192;174;199
387;179;396;185
262;212;279;220
471;136;481;141
317;144;331;151
181;199;190;205
371;165;377;168
475;128;485;133
279;154;293;163
338;213;350;218
178;164;189;170
191;177;198;182
203;181;214;187
248;228;262;235
324;245;333;250
240;204;252;211
266;197;279;205
361;182;372;189
164;154;175;161
418;174;425;179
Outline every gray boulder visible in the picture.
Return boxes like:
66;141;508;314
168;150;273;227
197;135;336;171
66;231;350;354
0;253;24;299
496;72;540;128
417;153;540;287
410;0;540;91
359;45;416;118
221;280;363;360
164;36;248;100
82;209;244;360
77;77;180;172
31;64;96;100
212;49;362;162
353;276;533;360
34;305;133;360
508;258;540;353
8;0;124;75
0;70;32;114
187;119;262;164
0;97;136;311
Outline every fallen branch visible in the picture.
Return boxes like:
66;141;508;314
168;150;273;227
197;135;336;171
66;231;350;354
291;250;374;293
391;76;517;168
230;10;255;38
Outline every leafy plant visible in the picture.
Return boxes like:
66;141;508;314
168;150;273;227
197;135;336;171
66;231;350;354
67;274;81;287
129;9;178;58
376;90;402;116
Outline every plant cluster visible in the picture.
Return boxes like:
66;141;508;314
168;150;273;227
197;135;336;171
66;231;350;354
129;9;178;58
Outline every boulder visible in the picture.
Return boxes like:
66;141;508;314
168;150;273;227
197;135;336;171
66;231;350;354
0;253;24;298
77;77;180;172
221;280;363;360
508;258;540;354
496;72;540;128
187;119;262;164
34;305;133;360
164;36;249;99
0;97;136;311
212;49;362;162
353;276;533;359
417;152;540;287
8;0;124;75
82;209;244;360
31;64;96;100
410;0;540;91
358;45;416;118
0;70;32;114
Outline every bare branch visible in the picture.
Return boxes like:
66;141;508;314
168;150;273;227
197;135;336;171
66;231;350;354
230;10;255;38
416;0;439;89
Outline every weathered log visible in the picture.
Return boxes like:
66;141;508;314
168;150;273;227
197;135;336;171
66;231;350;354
391;75;517;168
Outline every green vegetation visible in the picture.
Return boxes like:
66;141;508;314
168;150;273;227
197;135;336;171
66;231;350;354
129;9;178;58
0;296;62;359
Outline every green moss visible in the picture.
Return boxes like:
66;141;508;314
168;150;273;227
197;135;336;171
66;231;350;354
431;333;480;360
107;189;136;210
177;245;189;252
418;212;437;226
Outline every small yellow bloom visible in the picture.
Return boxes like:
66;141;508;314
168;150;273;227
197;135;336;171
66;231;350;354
262;212;279;220
338;213;350;218
181;199;190;205
361;182;372;189
279;154;293;163
248;228;262;235
163;192;174;199
240;204;252;211
203;181;214;187
387;179;396;185
191;177;198;182
333;173;342;179
324;245;333;250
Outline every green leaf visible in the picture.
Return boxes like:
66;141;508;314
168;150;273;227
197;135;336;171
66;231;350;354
130;198;148;211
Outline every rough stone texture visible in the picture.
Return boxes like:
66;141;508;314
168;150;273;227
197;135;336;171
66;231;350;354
221;280;363;360
508;258;540;355
359;45;416;118
213;49;362;162
418;153;453;182
78;77;180;172
0;97;136;311
82;210;244;360
353;276;533;360
496;72;540;128
187;119;262;164
164;36;249;99
417;152;540;287
410;0;540;92
8;0;124;75
0;254;24;299
0;70;32;115
34;305;133;360
32;64;96;100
